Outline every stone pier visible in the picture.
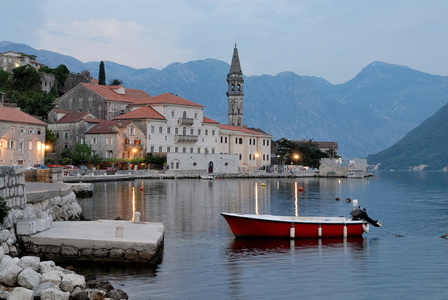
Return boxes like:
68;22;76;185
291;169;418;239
21;220;164;265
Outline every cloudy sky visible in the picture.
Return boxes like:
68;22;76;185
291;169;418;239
2;0;447;84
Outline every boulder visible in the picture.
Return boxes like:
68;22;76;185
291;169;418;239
32;282;57;299
0;255;23;286
9;287;33;299
63;273;86;289
39;260;56;273
40;287;70;300
107;289;129;300
18;267;41;289
19;255;40;271
41;271;62;285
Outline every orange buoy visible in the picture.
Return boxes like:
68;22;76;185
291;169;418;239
298;185;304;192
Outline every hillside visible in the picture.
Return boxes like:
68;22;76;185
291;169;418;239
2;41;448;158
367;103;448;170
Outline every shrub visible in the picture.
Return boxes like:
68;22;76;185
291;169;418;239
0;197;11;225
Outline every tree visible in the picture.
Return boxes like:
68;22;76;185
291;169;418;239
109;79;123;86
12;65;40;91
72;144;93;165
98;61;106;85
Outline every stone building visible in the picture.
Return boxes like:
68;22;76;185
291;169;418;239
0;51;43;72
53;83;153;120
46;111;99;161
0;107;46;167
85;119;146;160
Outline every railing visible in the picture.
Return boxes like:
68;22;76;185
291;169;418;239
174;134;198;143
179;117;194;125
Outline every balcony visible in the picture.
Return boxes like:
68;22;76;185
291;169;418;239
179;117;194;125
174;134;198;143
123;144;144;151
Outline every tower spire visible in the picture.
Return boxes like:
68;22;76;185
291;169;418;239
227;44;244;127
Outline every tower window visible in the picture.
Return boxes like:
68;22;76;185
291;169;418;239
231;84;235;92
237;84;241;93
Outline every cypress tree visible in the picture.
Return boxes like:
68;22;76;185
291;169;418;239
98;61;106;85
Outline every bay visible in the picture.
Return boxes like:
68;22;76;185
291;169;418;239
77;171;448;299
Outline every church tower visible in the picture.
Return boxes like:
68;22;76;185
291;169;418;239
227;44;244;127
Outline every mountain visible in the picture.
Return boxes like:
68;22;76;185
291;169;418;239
367;102;448;170
2;41;448;158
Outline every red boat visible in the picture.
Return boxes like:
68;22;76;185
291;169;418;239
222;207;381;239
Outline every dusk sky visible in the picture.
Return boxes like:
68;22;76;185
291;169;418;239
2;0;447;84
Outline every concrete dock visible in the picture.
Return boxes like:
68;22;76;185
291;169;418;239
24;220;164;265
21;182;165;265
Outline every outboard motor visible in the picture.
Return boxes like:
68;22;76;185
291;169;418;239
350;206;381;227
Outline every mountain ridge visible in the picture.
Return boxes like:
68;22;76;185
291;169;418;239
1;41;447;159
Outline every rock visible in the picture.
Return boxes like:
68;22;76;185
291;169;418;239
9;286;33;299
39;260;56;273
41;270;63;286
60;277;74;293
0;255;23;286
19;255;40;271
63;273;86;289
32;282;57;299
40;287;70;300
107;289;129;300
87;280;114;292
71;289;89;300
84;288;107;300
18;267;41;289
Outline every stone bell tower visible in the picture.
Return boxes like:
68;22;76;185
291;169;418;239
227;44;244;127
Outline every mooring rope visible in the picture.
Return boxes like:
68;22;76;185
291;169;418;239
379;227;404;237
164;214;222;235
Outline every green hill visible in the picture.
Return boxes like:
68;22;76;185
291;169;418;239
367;102;448;170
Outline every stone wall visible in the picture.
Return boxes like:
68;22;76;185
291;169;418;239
0;166;82;257
24;168;61;183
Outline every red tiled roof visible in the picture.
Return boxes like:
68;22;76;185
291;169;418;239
219;124;264;136
56;112;92;123
203;116;220;124
148;93;203;108
82;118;102;123
0;107;46;126
85;120;132;134
113;106;166;120
81;83;153;104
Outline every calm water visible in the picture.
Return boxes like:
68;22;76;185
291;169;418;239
77;171;448;299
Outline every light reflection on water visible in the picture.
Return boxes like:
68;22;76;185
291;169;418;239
76;172;448;299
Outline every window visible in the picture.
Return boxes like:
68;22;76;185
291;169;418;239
151;126;155;133
175;128;178;134
175;162;179;169
167;147;171;153
239;138;243;144
64;132;69;139
54;132;59;138
183;111;187;118
267;140;270;146
167;127;171;134
183;127;186;135
64;144;68;149
135;139;141;145
10;127;15;133
195;113;197;118
20;128;25;134
190;148;193;153
175;147;178;153
190;128;193;135
29;129;34;134
19;142;23;154
171;111;174;117
212;148;215;154
129;127;135;135
183;147;186;153
205;130;208;136
150;146;154;152
198;129;201;135
159;127;163;134
159;146;163;152
249;154;252;160
106;150;113;158
91;138;97;145
37;130;41;135
197;147;201;153
212;130;215;136
106;138;113;145
235;137;238;144
220;136;223;143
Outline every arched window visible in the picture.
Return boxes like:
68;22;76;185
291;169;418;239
183;127;187;135
237;84;241;93
183;111;187;118
231;84;235;92
239;138;243;144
